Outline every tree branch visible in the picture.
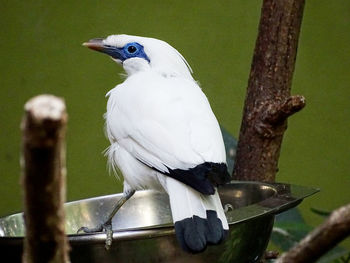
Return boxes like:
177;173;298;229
276;203;350;263
21;95;70;263
233;0;306;182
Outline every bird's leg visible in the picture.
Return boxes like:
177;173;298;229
77;190;136;250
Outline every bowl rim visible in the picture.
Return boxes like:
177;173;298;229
0;181;319;244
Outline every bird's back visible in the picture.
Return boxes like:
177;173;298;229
105;71;226;173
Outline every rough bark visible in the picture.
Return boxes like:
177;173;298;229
21;95;70;263
233;0;306;182
276;203;350;263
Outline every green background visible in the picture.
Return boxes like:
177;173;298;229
0;0;349;240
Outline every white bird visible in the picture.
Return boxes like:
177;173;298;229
81;34;231;253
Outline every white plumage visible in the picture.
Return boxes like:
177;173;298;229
83;34;230;253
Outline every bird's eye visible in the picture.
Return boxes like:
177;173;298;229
127;45;137;54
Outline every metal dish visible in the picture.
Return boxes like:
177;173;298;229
0;181;318;263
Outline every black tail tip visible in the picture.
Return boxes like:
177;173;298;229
174;210;228;254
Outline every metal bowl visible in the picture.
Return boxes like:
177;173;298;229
0;181;318;263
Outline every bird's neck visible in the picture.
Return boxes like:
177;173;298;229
122;58;194;80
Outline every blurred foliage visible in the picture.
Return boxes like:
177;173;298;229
266;208;350;263
221;126;237;175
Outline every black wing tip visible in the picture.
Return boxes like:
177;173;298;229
167;162;231;195
206;162;231;185
174;210;228;254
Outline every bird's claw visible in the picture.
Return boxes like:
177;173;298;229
104;223;113;250
77;221;114;250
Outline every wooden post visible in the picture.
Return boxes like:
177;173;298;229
21;95;70;263
232;2;350;261
233;0;306;182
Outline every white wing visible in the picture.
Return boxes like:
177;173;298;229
105;71;226;173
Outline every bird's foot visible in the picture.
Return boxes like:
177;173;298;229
77;190;136;250
77;221;114;250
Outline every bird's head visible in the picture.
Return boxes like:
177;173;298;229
83;34;193;78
